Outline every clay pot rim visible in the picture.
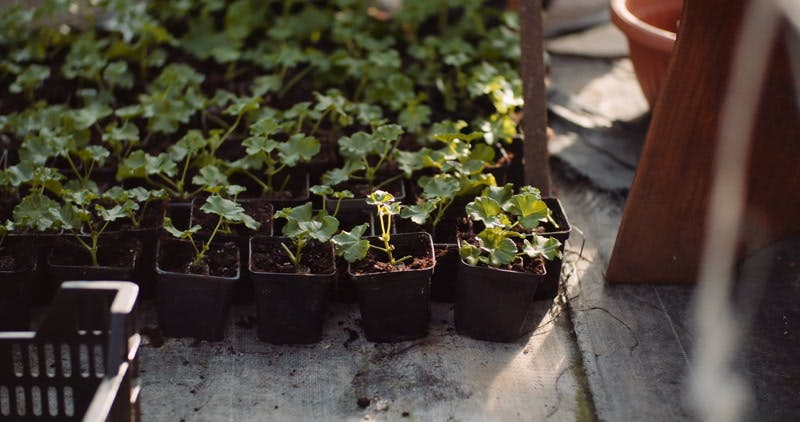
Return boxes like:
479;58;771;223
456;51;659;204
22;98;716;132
610;0;678;53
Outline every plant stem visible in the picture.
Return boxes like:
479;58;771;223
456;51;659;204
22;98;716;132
241;169;270;193
278;65;312;98
204;111;231;130
333;197;343;218
280;241;298;267
195;215;224;266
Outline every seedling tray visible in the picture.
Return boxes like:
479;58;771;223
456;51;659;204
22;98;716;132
0;281;140;421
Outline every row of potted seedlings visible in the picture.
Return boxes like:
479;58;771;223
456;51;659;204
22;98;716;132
0;149;569;343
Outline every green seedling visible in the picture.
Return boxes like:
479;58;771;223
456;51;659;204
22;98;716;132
8;64;50;102
118;130;209;200
332;190;410;266
230;114;319;197
322;123;404;191
459;227;561;268
58;188;130;267
274;202;339;273
309;184;353;218
129;64;205;134
12;193;63;233
102;186;167;229
163;192;261;267
466;184;557;231
399;173;460;236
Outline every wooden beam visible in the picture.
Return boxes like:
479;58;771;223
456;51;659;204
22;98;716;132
606;0;800;283
519;0;552;194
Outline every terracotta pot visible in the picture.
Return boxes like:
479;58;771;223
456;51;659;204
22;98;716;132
611;0;682;108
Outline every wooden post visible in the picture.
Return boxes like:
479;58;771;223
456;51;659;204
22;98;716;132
519;0;552;194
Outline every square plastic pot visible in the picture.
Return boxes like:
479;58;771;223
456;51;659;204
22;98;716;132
47;236;140;293
455;244;547;342
155;238;239;341
430;243;459;302
349;232;434;342
249;236;335;344
0;236;40;330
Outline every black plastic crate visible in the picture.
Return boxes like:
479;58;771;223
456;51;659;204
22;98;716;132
0;281;140;421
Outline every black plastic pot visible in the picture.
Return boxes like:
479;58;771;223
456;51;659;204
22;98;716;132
104;202;166;299
47;236;140;291
15;231;62;305
0;237;40;330
430;243;459;302
325;178;406;214
233;171;311;209
350;232;434;342
535;198;572;300
250;236;334;344
156;238;239;341
455;252;546;342
190;197;274;304
329;211;375;303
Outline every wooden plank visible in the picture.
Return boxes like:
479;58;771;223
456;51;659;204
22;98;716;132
556;179;694;421
520;0;552;194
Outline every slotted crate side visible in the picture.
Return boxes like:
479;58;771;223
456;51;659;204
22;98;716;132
0;282;139;421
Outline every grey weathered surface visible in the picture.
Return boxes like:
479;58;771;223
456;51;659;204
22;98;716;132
736;238;800;421
545;23;629;58
555;179;694;421
546;55;648;195
138;301;585;421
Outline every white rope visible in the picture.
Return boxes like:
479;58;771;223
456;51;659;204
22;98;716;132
689;1;782;421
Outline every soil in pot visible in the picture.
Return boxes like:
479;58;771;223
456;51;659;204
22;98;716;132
191;198;273;238
0;237;39;330
48;235;141;286
232;171;311;208
156;239;239;340
250;236;335;344
349;232;435;342
455;240;547;342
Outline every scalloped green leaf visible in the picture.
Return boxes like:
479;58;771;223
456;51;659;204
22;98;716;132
332;223;370;263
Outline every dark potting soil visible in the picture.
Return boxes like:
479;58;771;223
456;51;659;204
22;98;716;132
250;238;334;274
0;249;35;272
49;236;140;268
350;235;434;275
160;241;238;278
192;199;272;236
